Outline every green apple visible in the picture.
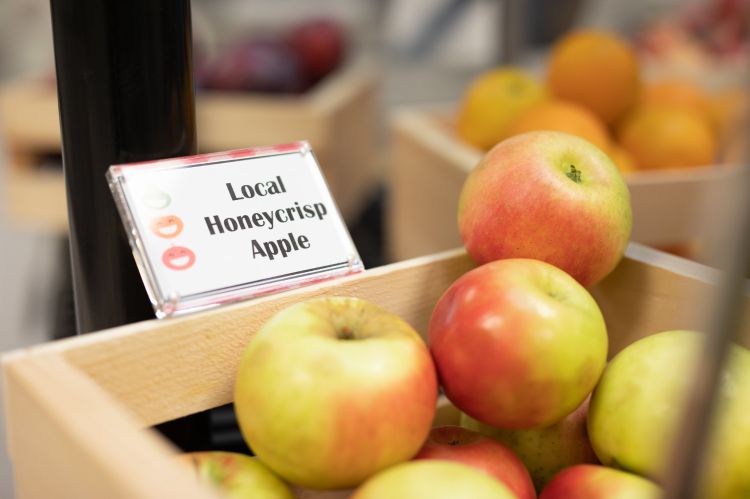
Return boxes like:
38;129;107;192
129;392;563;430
588;330;750;498
233;297;438;490
458;130;632;287
351;460;519;499
461;397;598;491
429;258;608;429
179;451;293;499
539;465;661;499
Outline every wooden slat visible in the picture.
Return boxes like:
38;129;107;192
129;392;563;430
2;353;219;499
44;249;475;427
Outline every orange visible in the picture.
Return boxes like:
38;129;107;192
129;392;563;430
547;30;640;125
709;86;750;142
640;80;712;122
607;143;639;174
505;100;611;152
617;105;716;170
457;67;547;150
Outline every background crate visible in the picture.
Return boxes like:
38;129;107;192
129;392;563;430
0;59;380;232
386;105;745;264
3;243;748;498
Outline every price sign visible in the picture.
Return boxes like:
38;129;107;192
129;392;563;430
108;142;363;317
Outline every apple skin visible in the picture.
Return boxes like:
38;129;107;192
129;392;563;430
588;330;750;499
539;465;661;499
457;131;632;287
414;425;536;499
429;258;608;429
234;297;438;490
179;451;293;499
461;397;599;491
351;460;518;499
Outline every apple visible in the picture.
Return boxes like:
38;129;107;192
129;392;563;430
539;465;661;499
414;425;535;499
588;330;750;499
203;38;306;94
461;398;599;491
351;460;518;499
233;296;438;489
457;130;632;287
286;18;346;85
429;258;607;429
178;451;293;499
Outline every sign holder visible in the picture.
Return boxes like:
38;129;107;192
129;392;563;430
108;141;364;318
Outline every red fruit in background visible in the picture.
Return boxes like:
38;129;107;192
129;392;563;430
203;37;307;94
539;465;661;499
286;19;346;85
414;426;536;499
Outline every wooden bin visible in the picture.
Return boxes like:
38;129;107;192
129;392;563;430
387;105;744;264
3;243;749;498
0;59;380;232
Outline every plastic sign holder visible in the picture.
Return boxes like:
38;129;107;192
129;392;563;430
108;142;364;318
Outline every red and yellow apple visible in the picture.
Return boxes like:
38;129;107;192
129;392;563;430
179;451;293;499
457;131;632;287
351;460;518;499
588;330;750;499
539;465;661;499
461;397;598;491
429;258;607;429
233;297;438;489
414;425;536;499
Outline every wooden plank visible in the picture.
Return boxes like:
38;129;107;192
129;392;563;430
44;249;475;427
0;81;61;152
2;353;219;499
386;104;746;264
6;165;68;233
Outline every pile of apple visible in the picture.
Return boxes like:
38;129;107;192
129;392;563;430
196;18;346;94
182;132;750;498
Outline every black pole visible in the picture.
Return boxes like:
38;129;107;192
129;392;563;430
50;0;196;334
50;0;210;450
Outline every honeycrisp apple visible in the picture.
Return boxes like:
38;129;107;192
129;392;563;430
233;297;438;490
414;425;536;499
458;131;632;287
179;451;293;499
539;465;661;499
588;330;750;499
461;398;599;491
429;258;608;429
351;460;518;499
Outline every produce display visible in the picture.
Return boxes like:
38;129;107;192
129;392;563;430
197;19;347;94
456;28;748;173
170;130;750;498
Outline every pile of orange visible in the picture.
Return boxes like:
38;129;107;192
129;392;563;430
456;29;748;174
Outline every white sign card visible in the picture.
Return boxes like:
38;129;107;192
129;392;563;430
108;142;364;318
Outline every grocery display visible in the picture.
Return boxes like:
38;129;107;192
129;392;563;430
1;3;748;499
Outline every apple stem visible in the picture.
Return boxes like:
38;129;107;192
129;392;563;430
337;327;355;340
566;165;582;183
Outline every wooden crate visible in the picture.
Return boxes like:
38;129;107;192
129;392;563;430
3;243;749;498
0;59;380;232
386;105;745;264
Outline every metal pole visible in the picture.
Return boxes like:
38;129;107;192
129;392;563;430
49;0;196;334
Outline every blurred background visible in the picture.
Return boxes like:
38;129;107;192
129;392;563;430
0;0;748;496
